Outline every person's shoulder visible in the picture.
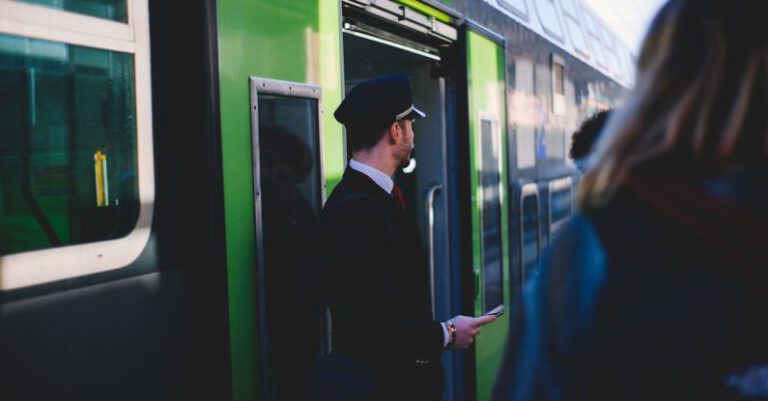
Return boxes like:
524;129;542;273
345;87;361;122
322;183;389;224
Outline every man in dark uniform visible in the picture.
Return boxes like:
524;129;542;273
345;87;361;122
317;73;496;401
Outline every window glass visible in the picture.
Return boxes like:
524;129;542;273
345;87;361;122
533;0;565;41
256;93;325;400
581;10;609;68
550;187;572;230
601;31;621;76
499;0;529;19
0;33;137;256
480;119;504;311
553;62;565;95
257;95;322;212
15;0;128;23
521;194;539;284
564;18;589;55
558;0;578;16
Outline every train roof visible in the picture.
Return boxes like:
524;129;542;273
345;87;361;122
479;0;636;88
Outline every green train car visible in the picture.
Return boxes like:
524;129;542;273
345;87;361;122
0;0;631;400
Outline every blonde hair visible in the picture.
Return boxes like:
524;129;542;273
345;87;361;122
579;0;768;208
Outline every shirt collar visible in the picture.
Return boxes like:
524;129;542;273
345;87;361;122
349;159;394;194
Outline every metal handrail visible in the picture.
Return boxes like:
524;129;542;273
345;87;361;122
426;182;443;319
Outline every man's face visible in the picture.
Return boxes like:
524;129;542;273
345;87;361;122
397;119;415;167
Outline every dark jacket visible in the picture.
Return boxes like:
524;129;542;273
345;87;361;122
496;169;768;401
315;168;444;400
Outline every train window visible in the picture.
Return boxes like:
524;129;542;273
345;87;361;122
0;0;153;290
498;0;530;21
13;0;128;22
0;34;137;255
548;177;573;233
519;184;540;285
532;0;565;43
558;0;590;58
250;78;326;401
580;8;610;70
551;55;566;116
479;117;504;312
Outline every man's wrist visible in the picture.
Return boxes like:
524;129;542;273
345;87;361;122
444;320;456;350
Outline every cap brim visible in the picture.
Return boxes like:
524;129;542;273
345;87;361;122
397;105;426;120
409;106;426;119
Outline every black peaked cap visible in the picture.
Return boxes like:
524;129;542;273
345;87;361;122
334;73;426;128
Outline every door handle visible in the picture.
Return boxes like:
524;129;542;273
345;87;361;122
426;182;443;319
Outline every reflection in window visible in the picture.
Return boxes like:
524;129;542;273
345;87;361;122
0;33;138;256
550;186;572;231
16;0;128;22
480;119;504;312
257;93;324;400
521;194;540;283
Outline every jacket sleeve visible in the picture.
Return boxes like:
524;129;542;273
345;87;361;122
322;195;444;360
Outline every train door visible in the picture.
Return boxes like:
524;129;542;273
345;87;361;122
249;79;327;400
462;25;512;401
341;1;460;399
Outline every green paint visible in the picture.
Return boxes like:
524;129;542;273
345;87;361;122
394;0;452;23
466;30;510;401
216;1;344;400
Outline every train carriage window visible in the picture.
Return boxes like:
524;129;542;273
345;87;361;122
532;0;566;43
581;8;610;70
499;0;530;21
479;117;504;312
519;184;540;284
548;177;573;233
0;0;153;290
13;0;128;22
558;0;590;58
551;54;566;116
0;34;137;255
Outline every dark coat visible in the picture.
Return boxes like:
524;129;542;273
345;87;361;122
495;169;768;401
315;168;444;400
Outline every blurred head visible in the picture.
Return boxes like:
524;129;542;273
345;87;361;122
580;0;768;207
570;109;612;171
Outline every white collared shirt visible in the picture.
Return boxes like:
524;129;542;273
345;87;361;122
348;159;450;347
349;159;394;194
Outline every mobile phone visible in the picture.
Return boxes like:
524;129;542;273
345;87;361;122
485;305;504;317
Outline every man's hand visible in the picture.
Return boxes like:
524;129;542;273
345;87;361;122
448;314;497;350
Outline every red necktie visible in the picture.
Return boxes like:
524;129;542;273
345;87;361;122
391;184;406;209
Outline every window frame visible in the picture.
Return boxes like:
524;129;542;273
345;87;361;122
477;112;505;312
249;76;326;395
518;182;541;285
551;53;566;116
0;0;154;290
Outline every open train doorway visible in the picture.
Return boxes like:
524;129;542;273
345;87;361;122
342;20;460;400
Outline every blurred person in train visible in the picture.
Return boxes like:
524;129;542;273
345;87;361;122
569;109;612;171
493;1;768;400
312;73;497;401
259;125;325;400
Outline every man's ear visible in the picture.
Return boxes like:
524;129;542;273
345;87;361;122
387;120;401;144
